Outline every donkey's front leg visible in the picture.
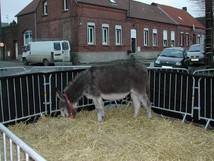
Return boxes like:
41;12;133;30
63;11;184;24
93;97;105;122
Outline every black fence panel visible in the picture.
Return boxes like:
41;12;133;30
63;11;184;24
0;73;46;124
148;69;193;116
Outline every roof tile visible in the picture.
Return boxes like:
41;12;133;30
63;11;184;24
155;3;205;29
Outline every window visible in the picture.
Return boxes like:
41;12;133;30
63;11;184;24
144;28;149;46
171;31;175;47
54;42;61;50
62;41;69;50
115;25;122;45
43;1;48;15
63;0;68;11
109;0;116;4
163;30;168;47
180;32;184;46
87;23;96;45
185;33;189;47
197;34;201;44
23;30;32;45
102;24;109;45
152;29;158;46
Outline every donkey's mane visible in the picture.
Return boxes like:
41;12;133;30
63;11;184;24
64;70;90;103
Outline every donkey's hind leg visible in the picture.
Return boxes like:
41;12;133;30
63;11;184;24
139;93;152;119
131;93;141;118
93;97;105;122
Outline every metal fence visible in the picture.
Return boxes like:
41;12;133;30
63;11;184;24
192;69;214;128
148;68;193;122
0;123;47;161
0;66;214;160
0;67;27;77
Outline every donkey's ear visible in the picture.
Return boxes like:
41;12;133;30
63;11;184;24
55;88;65;101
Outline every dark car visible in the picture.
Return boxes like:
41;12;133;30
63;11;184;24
154;47;189;69
187;44;205;65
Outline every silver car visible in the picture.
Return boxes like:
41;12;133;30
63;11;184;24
187;44;205;65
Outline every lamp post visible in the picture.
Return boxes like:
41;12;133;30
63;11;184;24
205;0;214;67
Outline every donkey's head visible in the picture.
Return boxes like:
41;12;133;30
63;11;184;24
56;89;77;118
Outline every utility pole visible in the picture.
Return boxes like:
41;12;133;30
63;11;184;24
205;0;214;67
0;0;3;60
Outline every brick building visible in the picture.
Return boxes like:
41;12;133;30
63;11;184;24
1;0;205;64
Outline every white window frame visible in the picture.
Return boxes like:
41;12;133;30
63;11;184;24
102;24;109;45
63;0;68;11
23;30;33;45
171;31;175;47
43;1;48;15
180;32;184;46
144;28;149;46
163;30;168;47
115;25;122;46
87;22;96;45
197;34;201;44
152;29;158;47
186;33;189;47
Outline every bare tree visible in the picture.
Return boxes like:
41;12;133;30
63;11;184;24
188;0;205;16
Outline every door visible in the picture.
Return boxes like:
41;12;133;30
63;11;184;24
131;29;137;53
61;41;71;62
53;42;63;62
15;42;18;59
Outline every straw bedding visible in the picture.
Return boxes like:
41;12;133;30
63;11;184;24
9;106;214;161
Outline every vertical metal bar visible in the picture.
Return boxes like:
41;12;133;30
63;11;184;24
37;75;41;112
168;73;172;109
32;75;36;114
198;78;201;120
6;79;11;120
163;73;166;108
153;71;156;106
158;72;161;107
185;75;189;114
180;75;183;112
9;138;13;161
211;78;213;119
54;73;58;112
26;76;30;116
191;78;195;117
204;78;207;118
44;74;48;113
174;74;177;111
25;153;29;161
16;145;20;161
3;133;7;161
19;78;24;117
0;80;4;122
13;78;18;122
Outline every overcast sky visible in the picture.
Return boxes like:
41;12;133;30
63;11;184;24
1;0;203;23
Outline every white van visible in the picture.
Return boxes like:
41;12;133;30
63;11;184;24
22;40;71;66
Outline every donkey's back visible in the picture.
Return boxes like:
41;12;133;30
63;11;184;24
87;61;149;96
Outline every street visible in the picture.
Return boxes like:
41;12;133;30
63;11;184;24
0;59;208;75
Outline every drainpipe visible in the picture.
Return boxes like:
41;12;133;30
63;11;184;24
34;12;37;41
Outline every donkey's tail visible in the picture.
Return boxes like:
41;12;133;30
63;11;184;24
146;78;150;100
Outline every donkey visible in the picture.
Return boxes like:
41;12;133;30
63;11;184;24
56;61;151;121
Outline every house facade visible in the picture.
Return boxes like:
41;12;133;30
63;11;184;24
1;0;205;64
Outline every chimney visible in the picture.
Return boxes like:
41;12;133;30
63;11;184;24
182;7;187;11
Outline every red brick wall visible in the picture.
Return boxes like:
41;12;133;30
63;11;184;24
13;0;205;61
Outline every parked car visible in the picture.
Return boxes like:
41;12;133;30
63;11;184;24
187;44;205;65
22;40;71;66
154;47;189;69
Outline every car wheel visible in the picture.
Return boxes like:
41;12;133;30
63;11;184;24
23;58;28;65
43;59;50;66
